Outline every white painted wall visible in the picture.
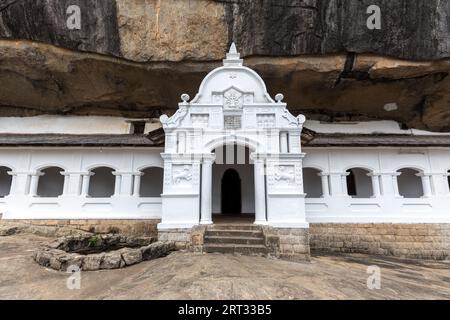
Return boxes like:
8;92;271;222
304;120;450;136
303;147;450;223
1;145;450;223
1;147;164;219
0;116;161;134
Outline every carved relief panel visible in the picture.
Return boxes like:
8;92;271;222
171;164;193;186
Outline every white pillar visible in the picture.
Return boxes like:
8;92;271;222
341;172;350;196
62;173;70;195
328;173;344;196
29;173;41;197
200;156;214;224
418;173;432;198
254;158;267;224
368;173;381;197
8;172;29;195
113;173;121;196
118;173;133;196
392;172;401;197
319;173;330;197
81;173;92;197
133;173;143;197
67;173;83;196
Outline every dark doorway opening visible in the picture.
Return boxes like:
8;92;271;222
221;169;242;214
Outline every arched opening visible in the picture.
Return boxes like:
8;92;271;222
88;167;115;198
0;166;12;197
221;169;242;214
303;168;323;198
139;167;164;197
397;168;424;198
36;167;64;198
346;168;373;198
212;144;255;223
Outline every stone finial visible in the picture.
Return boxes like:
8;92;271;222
223;42;243;67
275;93;284;103
229;42;238;54
181;93;190;103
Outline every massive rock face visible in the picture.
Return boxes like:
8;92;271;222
0;0;450;131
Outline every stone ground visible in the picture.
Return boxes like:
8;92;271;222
0;234;449;300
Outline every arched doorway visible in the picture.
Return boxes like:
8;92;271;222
221;169;242;214
211;144;255;223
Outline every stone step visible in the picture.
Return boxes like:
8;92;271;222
204;243;268;255
204;235;265;245
205;229;264;238
207;224;260;231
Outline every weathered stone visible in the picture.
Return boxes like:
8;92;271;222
82;253;105;271
59;253;84;271
140;241;175;261
310;223;450;260
0;1;450;130
0;226;20;236
119;248;142;266
1;0;449;61
1;219;159;237
100;252;123;270
34;250;52;267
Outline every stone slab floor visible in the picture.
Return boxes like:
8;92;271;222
0;234;449;300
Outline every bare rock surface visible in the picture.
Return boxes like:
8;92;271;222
1;40;450;131
1;0;449;61
1;1;450;130
1;234;449;299
0;221;91;238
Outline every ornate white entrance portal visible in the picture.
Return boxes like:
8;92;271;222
158;44;307;230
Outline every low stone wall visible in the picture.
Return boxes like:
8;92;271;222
310;223;450;260
34;234;175;271
263;227;310;261
1;219;160;237
158;228;193;249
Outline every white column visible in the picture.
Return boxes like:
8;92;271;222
67;173;83;196
7;172;29;196
81;173;92;197
319;173;330;197
62;173;70;195
392;172;401;197
133;173;143;197
113;173;121;196
254;158;267;224
118;173;133;196
200;156;214;225
368;173;381;197
328;173;344;196
341;172;350;196
29;173;41;197
418;173;432;198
